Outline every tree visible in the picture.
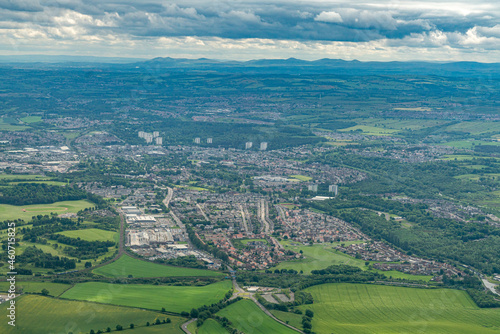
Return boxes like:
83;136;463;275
305;309;314;318
116;325;123;331
41;288;49;296
106;328;111;332
130;324;134;329
190;308;199;318
85;261;92;268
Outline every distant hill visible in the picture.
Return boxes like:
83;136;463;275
1;55;500;76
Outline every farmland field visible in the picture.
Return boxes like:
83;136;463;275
0;281;72;296
270;309;303;329
444;121;500;135
60;280;232;313
57;228;117;242
198;318;230;334
0;295;179;334
0;199;94;221
299;283;500;334
217;299;298;334
94;254;223;277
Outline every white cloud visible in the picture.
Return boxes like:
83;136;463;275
315;11;343;23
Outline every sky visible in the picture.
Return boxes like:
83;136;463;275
2;0;500;62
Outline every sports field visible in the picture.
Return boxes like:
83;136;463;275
0;281;72;296
289;174;312;181
198;318;230;334
0;295;179;334
299;283;500;334
94;254;223;277
61;280;232;313
0;200;94;221
217;299;298;334
20;116;42;123
57;228;117;242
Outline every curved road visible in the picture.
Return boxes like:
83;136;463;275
181;318;197;334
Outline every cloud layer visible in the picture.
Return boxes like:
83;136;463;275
2;0;500;61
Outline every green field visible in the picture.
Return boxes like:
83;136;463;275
131;322;185;333
299;283;500;334
272;242;432;281
270;309;303;329
0;117;29;131
57;228;117;242
0;174;49;180
94;254;223;278
61;280;232;313
339;125;399;136
217;299;298;334
20;116;42;123
0;200;94;221
0;281;72;296
272;241;367;274
289;174;312;181
444;121;500;135
198;318;230;334
0;295;181;334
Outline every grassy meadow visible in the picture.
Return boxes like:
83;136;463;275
94;254;223;278
0;281;72;297
57;228;117;242
60;280;232;313
0;199;94;221
198;318;230;334
272;241;432;281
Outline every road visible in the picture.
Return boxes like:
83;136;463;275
482;278;500;296
258;199;271;234
249;295;305;333
181;318;197;334
239;204;249;234
196;203;211;222
163;186;174;208
227;265;303;333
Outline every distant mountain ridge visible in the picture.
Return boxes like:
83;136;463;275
1;55;499;76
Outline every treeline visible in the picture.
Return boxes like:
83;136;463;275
48;234;115;259
186;225;229;262
154;255;208;269
238;264;389;291
316;151;485;199
0;183;87;205
186;289;241;332
441;274;500;308
0;182;108;208
325;206;500;275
